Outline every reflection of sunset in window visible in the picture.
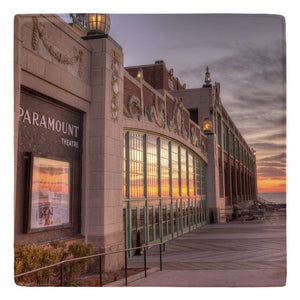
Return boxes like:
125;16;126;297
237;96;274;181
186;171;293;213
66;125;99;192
123;131;207;201
201;163;207;197
180;147;187;197
188;153;194;196
129;132;144;198
160;138;170;196
147;135;158;197
122;130;208;247
32;157;69;195
171;144;179;196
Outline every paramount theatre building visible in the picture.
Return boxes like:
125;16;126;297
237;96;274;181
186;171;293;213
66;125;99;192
14;14;257;270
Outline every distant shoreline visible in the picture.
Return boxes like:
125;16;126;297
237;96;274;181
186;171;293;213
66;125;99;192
258;192;286;204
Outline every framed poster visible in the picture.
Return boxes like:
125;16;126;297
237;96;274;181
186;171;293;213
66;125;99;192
29;156;71;230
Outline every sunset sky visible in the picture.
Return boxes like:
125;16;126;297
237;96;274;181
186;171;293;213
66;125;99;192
107;13;286;194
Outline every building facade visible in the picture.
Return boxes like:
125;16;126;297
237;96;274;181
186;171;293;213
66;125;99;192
14;14;256;271
122;65;208;251
15;14;125;271
125;63;257;223
171;69;258;222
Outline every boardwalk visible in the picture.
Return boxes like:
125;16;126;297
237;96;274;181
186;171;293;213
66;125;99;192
127;209;286;287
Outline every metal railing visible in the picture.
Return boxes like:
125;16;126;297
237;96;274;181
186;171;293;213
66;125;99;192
256;196;286;210
256;196;275;206
14;240;168;287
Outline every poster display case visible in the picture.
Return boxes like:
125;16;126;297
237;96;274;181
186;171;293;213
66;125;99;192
28;156;71;231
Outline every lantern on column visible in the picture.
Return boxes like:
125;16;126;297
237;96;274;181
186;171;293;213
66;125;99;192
203;118;213;135
85;14;111;36
136;68;143;80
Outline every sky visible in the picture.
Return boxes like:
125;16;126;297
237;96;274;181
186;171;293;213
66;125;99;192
105;13;286;194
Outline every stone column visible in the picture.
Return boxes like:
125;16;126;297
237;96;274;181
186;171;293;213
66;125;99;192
207;134;224;223
14;15;22;217
85;36;124;271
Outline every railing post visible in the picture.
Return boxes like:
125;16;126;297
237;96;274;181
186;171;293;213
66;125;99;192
60;263;64;286
124;249;128;286
144;247;147;277
159;244;162;271
99;256;103;287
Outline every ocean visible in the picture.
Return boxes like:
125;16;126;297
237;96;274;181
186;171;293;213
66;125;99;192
258;192;286;204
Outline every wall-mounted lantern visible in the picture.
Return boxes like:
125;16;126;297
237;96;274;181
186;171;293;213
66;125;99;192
137;68;143;80
203;118;213;135
85;14;111;37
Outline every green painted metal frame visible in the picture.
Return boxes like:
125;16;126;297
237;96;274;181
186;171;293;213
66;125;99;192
123;130;209;255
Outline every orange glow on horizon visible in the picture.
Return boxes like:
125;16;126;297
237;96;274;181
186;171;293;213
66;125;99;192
257;178;286;194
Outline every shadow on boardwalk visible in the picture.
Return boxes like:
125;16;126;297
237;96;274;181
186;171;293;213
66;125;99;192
126;208;286;287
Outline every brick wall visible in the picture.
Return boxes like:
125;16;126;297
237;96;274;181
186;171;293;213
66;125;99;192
124;76;141;108
125;62;185;91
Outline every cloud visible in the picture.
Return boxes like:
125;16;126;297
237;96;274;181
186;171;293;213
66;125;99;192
256;151;286;182
251;142;285;150
257;166;286;179
259;162;285;168
207;41;286;187
177;40;286;138
261;153;286;162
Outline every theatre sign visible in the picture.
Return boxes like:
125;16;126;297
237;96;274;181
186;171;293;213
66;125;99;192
19;105;80;149
16;88;83;236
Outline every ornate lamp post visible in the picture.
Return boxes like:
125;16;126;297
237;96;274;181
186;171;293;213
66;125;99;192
203;66;212;87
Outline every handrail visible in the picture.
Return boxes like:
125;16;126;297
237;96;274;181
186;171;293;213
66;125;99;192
14;239;170;286
256;196;275;206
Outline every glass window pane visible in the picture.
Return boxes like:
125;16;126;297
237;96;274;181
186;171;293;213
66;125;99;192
171;143;179;196
201;161;207;197
160;138;170;197
223;123;229;153
148;206;154;242
188;153;194;196
30;157;70;229
181;147;187;197
217;113;221;146
229;132;234;156
129;132;144;198
195;158;201;196
146;135;158;197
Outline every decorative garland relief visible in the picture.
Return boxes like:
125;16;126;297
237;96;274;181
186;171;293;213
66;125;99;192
32;17;83;72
